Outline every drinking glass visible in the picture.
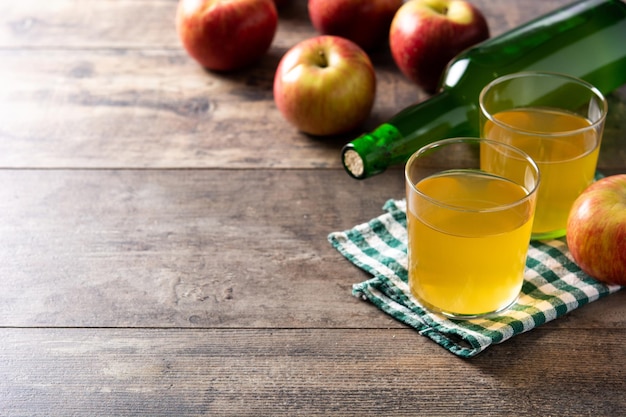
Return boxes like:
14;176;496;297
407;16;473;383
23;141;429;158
405;138;540;319
479;71;607;240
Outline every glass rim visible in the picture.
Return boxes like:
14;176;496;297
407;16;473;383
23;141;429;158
405;137;541;214
478;71;608;138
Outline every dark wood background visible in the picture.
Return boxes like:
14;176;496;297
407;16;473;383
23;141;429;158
1;0;625;415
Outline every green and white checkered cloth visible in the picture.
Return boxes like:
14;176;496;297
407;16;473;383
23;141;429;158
328;199;622;358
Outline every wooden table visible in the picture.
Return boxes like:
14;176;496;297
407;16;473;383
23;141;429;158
1;1;625;415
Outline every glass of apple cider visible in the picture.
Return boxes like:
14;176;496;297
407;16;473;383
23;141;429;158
405;138;540;319
479;72;607;240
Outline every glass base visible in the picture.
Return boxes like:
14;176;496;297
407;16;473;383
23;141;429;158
531;228;566;240
416;293;520;321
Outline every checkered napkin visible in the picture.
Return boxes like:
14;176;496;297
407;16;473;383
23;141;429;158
328;199;622;358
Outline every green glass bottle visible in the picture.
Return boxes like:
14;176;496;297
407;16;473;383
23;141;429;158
342;0;626;179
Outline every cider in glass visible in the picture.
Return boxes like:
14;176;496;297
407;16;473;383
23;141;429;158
480;72;607;239
405;138;540;319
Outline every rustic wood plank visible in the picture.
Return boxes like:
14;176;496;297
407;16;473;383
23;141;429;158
0;47;416;169
0;48;624;169
2;327;625;416
0;168;404;328
1;168;624;328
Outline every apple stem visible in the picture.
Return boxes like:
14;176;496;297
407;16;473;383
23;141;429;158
432;4;448;15
317;50;328;68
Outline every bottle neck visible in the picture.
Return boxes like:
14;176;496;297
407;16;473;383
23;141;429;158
342;90;473;179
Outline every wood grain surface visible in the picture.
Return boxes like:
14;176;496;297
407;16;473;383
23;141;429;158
1;0;625;415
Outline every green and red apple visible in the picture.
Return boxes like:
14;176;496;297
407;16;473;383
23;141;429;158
176;0;278;71
273;35;376;136
566;174;626;286
389;0;489;93
308;0;404;50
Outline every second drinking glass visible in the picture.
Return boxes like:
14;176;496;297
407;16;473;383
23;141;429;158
479;71;607;240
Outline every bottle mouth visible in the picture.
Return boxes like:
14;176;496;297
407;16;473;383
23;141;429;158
342;147;366;179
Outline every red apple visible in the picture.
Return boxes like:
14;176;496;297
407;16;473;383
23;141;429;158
566;174;626;286
176;0;278;71
273;35;376;136
389;0;489;93
308;0;403;51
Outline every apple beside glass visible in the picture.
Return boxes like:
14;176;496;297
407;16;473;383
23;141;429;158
567;174;626;286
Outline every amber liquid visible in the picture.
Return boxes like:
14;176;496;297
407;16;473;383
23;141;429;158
482;108;598;238
407;170;534;317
